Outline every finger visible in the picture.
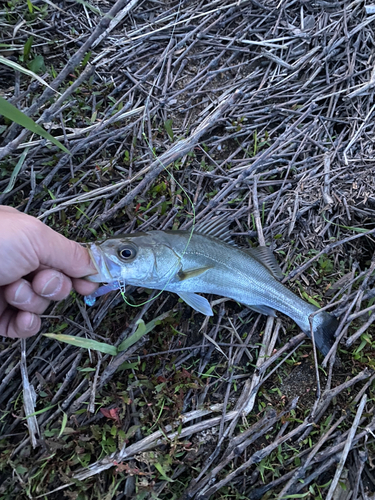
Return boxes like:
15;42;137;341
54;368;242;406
0;308;40;339
72;278;99;296
0;288;7;316
4;279;50;314
23;264;58;283
32;269;73;301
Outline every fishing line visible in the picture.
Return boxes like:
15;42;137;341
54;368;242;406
117;133;197;308
118;0;196;309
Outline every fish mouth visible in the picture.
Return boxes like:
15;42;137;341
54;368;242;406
86;243;120;283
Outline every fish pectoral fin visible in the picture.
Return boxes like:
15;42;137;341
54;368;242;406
247;304;277;316
178;292;214;316
245;246;284;280
177;266;212;280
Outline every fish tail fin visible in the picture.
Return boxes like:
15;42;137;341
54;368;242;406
312;311;339;356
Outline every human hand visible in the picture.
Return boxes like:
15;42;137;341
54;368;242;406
0;206;98;339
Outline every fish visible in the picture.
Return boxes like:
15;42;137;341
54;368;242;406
84;219;338;356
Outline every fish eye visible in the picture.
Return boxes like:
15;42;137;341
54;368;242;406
118;245;137;261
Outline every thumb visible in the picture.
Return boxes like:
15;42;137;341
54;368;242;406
31;220;97;279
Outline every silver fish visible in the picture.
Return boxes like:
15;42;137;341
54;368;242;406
85;220;338;356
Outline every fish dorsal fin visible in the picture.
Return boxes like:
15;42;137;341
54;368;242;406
246;246;284;280
194;216;235;245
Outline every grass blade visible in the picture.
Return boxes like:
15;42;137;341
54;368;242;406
117;311;171;352
0;55;60;94
2;147;29;194
0;96;70;154
44;333;117;355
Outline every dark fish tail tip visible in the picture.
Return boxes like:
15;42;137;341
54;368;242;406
314;312;339;357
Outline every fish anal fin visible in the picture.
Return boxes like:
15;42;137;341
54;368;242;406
178;266;212;280
247;304;277;316
246;246;283;280
178;292;213;316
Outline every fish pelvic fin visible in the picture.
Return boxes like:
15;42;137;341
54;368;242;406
178;292;214;316
311;311;338;356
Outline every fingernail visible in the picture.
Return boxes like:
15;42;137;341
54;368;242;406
40;274;63;297
13;282;32;305
27;313;37;331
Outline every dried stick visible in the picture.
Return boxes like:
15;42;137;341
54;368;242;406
92;89;242;228
325;394;367;500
